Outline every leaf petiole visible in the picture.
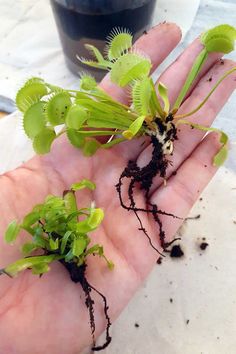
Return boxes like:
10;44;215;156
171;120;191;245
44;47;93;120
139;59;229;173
173;48;208;111
175;67;236;119
176;119;229;166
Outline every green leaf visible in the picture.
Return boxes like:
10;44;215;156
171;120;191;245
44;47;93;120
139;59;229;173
173;49;208;110
87;118;129;130
201;24;236;54
45;195;64;208
3;255;60;277
110;53;151;87
86;244;103;256
106;29;133;60
107;260;115;270
66;129;85;148
158;82;170;114
49;237;59;251
132;78;152;116
71;179;96;191
84;44;105;61
46;83;63;94
66;211;86;223
61;231;73;254
72;237;87;257
82;138;101;156
123;115;145;140
76;220;91;234
219;131;228;145
33;128;56;154
213;145;228;167
78;59;111;70
23;102;46;139
65;106;88;130
24;78;45;85
86;244;114;270
76;98;129;117
63;191;77;213
80;74;97;91
16;78;48;112
75;98;133;129
76;208;104;233
5;220;20;244
87;208;104;229
76;86;110;101
177;119;229;167
46;92;72;125
64;249;74;262
32;263;50;275
175;67;236;119
213;131;228;166
174;25;236;112
33;230;48;248
73;130;123;137
32;203;44;213
22;211;40;228
83;45;111;68
5;220;20;243
21;242;39;256
149;80;165;118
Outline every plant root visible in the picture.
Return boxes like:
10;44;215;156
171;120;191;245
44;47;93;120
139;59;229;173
61;261;112;351
116;119;180;255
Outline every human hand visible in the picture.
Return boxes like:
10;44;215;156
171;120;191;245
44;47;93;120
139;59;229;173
0;23;235;354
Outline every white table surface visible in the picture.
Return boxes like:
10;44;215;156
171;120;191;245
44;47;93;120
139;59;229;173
0;1;236;354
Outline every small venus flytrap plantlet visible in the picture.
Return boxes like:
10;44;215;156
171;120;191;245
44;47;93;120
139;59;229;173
15;24;236;255
2;180;114;351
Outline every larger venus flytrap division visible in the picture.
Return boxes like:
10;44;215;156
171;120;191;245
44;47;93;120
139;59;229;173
15;24;236;254
2;180;113;351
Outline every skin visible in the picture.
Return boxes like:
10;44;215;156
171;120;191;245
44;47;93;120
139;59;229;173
0;23;235;354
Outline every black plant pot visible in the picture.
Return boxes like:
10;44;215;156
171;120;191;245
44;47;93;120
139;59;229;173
50;0;157;79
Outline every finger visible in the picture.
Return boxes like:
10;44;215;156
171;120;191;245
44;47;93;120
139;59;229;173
137;59;236;190
150;132;221;245
99;22;182;104
156;38;222;106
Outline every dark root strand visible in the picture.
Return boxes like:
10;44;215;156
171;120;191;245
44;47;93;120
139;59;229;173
61;261;112;351
116;133;180;255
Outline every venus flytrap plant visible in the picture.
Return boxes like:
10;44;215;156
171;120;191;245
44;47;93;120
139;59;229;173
1;179;113;351
15;24;236;254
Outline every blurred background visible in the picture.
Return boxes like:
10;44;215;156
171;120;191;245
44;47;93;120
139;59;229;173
0;0;201;101
0;1;236;353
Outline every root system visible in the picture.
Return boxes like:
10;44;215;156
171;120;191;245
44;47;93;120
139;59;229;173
61;261;111;351
116;116;180;256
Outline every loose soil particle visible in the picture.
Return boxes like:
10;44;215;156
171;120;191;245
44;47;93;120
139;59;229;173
170;245;184;258
200;242;209;250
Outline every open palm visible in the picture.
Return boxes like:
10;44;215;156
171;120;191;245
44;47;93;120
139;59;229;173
0;23;235;354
